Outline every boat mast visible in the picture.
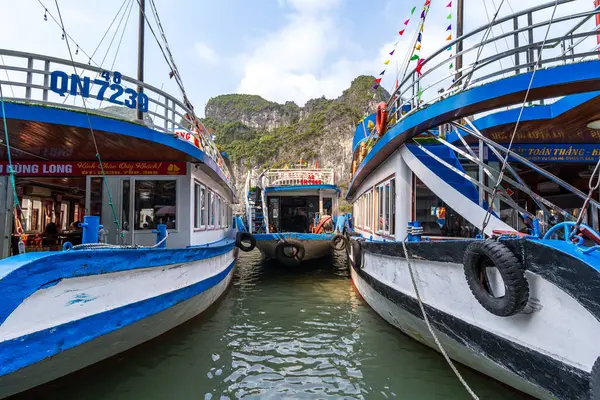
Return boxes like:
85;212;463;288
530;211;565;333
137;0;145;121
455;0;464;82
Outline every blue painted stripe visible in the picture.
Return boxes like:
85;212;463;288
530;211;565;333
0;239;235;325
265;184;340;194
254;233;334;241
0;259;235;377
347;60;600;199
1;102;235;196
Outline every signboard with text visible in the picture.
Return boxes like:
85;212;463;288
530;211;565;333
486;144;600;163
0;161;186;176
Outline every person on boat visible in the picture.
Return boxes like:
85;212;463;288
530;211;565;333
292;209;308;233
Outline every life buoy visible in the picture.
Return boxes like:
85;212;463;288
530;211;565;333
314;215;333;234
375;102;388;136
236;232;256;252
463;240;529;317
330;234;347;251
591;356;600;400
275;238;305;266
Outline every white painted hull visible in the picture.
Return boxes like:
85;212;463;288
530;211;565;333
349;242;600;400
0;250;236;399
256;240;332;262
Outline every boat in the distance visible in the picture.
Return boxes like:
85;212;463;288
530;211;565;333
0;4;249;397
346;1;600;399
243;163;345;266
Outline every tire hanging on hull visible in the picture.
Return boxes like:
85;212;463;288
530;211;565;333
463;240;529;317
275;238;306;266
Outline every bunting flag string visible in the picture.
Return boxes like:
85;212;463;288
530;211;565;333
372;3;418;89
446;0;455;77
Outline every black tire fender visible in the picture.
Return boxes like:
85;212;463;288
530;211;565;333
463;240;529;317
349;239;363;269
275;238;306;266
591;356;600;400
330;234;347;251
236;232;256;252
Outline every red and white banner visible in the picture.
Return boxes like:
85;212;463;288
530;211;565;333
0;161;187;176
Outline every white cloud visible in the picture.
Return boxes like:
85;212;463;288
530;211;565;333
236;0;376;105
194;42;217;64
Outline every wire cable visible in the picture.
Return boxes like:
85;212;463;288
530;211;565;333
88;0;129;62
53;0;124;243
481;0;560;234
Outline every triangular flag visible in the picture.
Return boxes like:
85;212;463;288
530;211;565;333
425;0;431;5
417;89;424;101
447;46;452;51
404;19;410;25
379;70;386;75
410;54;419;61
411;6;416;14
395;79;399;89
416;58;426;76
447;1;452;6
374;77;382;83
447;25;452;31
447;14;452;19
449;63;453;68
420;10;425;18
372;84;380;89
394;40;399;46
416;43;421;50
420;24;424;32
383;60;390;65
418;33;422;42
446;34;452;40
389;49;395;56
399;29;405;36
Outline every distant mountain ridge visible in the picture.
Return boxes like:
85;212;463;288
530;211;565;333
201;75;390;208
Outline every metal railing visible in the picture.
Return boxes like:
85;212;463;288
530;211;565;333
388;0;600;122
0;48;232;183
264;168;335;187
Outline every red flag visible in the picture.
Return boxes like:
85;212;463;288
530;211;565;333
447;1;452;6
374;77;382;83
416;58;426;76
399;29;405;35
425;0;431;5
395;79;399;89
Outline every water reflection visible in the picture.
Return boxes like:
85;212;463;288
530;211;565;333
21;250;529;399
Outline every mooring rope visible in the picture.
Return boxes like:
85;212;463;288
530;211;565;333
401;238;479;399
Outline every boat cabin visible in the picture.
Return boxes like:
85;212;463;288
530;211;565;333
247;167;340;234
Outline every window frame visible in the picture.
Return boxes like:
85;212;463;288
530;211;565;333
193;180;207;231
133;178;178;232
375;176;395;237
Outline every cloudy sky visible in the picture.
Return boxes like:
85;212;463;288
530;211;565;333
0;0;596;115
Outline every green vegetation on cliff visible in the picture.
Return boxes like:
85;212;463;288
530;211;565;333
204;75;389;169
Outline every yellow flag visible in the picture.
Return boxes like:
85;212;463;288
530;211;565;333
416;43;421;50
383;60;390;65
420;24;424;32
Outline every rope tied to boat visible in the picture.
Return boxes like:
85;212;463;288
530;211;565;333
70;229;169;250
401;237;479;400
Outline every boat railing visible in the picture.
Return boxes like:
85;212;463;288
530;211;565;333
264;169;335;187
244;171;252;234
388;0;600;122
0;48;232;182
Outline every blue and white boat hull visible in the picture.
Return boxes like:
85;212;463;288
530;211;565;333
0;240;236;399
349;237;600;400
254;233;335;266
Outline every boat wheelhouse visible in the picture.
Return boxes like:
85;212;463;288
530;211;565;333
244;165;344;266
346;2;600;399
0;47;244;398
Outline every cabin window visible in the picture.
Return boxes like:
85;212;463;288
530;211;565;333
208;190;214;228
215;196;221;228
414;176;477;238
377;186;384;233
222;201;227;228
194;181;205;230
134;180;177;230
390;178;396;235
384;183;390;232
121;179;130;232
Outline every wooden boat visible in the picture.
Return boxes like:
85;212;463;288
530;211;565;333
345;1;600;399
243;165;345;266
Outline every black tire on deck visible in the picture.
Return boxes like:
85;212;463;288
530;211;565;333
463;240;529;317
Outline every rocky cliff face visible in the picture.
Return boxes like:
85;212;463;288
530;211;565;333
202;76;390;210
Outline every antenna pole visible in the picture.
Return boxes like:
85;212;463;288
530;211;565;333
137;0;145;120
455;0;464;82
